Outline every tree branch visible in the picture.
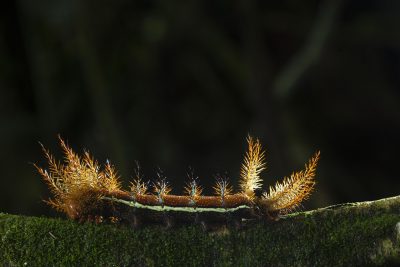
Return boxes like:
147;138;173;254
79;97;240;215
1;196;400;266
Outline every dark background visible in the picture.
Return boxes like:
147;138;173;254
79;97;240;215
1;0;399;217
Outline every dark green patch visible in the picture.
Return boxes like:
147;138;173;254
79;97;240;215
1;196;400;266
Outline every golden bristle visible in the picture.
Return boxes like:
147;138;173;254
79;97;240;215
153;179;172;197
103;160;122;192
239;135;266;200
35;143;65;196
262;151;320;213
58;136;82;174
130;161;148;196
130;178;148;196
213;177;233;198
184;179;203;198
36;137;122;218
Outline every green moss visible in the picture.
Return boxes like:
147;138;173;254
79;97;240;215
1;196;400;266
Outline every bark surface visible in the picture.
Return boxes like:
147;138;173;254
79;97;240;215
1;196;400;266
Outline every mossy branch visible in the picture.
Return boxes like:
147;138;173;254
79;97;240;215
2;196;400;266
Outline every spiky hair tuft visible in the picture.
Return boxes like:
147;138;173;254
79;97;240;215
261;151;320;214
213;176;233;199
34;136;121;218
184;176;203;199
153;171;172;204
239;135;266;200
130;161;148;197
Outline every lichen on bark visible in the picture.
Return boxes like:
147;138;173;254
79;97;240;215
1;196;400;266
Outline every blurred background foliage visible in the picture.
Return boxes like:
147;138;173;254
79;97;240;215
1;0;399;217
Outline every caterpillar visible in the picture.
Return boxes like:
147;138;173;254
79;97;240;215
35;136;320;229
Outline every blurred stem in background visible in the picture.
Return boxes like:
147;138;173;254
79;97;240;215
240;0;343;204
272;0;343;204
273;0;343;100
75;1;128;177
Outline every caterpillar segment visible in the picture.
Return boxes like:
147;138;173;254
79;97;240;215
35;135;320;228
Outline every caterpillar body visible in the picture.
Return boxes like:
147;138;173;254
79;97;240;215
35;136;320;229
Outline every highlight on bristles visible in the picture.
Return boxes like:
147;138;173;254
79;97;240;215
213;176;233;200
34;136;122;219
153;170;172;204
239;135;266;200
130;161;148;198
103;159;122;192
261;151;320;214
184;169;203;200
130;178;148;198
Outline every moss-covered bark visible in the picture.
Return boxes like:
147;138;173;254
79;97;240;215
1;196;400;266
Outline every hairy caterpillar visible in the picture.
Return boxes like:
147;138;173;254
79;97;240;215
35;136;320;229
